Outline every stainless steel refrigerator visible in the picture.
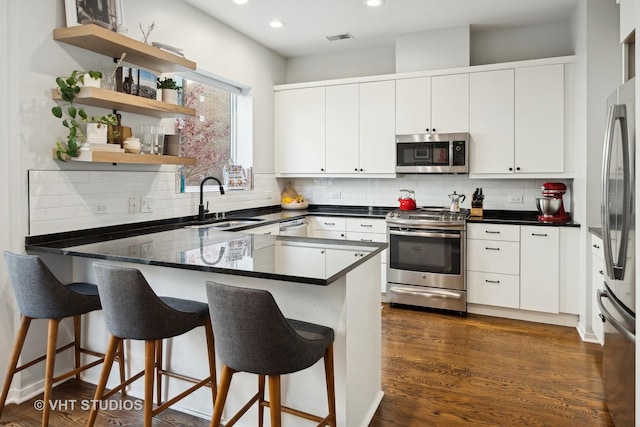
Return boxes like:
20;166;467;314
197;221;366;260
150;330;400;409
597;77;636;427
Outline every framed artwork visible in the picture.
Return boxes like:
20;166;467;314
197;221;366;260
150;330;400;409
65;0;119;31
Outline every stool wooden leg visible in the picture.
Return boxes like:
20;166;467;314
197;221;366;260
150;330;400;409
204;320;217;404
117;340;127;396
257;374;265;427
324;344;337;427
87;335;121;427
0;316;31;418
210;364;234;427
268;375;281;427
144;340;156;427
42;319;61;427
73;316;81;380
155;339;162;406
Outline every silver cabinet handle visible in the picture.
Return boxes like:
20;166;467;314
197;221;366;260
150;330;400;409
263;231;272;235
360;239;373;242
485;230;500;234
324;222;336;226
360;224;373;228
531;233;548;237
485;247;500;251
485;279;501;283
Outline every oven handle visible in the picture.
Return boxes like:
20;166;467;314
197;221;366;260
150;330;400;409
389;229;461;239
389;287;462;300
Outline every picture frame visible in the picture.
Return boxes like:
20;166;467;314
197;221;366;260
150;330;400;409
65;0;118;31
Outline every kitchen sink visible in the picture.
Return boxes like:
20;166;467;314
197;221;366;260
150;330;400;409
185;218;265;229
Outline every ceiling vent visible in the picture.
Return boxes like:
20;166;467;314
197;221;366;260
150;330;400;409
326;33;353;42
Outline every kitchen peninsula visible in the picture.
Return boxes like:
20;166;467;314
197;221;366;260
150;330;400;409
26;226;386;427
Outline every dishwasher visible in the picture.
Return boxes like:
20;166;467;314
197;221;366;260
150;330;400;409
279;218;308;237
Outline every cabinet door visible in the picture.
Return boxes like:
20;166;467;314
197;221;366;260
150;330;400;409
520;226;560;313
359;81;396;174
275;87;326;174
431;74;469;133
467;271;520;308
326;84;359;173
514;64;564;173
467;239;520;275
469;69;515;174
395;77;431;134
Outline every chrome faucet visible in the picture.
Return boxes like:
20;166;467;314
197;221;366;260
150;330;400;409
198;176;225;221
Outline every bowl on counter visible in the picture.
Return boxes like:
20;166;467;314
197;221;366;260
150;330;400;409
536;197;561;215
281;201;309;210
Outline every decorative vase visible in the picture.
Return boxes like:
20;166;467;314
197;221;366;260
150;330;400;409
80;73;101;88
162;89;179;105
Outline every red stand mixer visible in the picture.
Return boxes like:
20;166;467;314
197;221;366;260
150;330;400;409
537;182;571;223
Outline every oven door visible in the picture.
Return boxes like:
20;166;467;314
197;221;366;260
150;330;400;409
387;226;465;290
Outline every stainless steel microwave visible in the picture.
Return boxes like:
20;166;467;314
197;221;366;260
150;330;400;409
395;133;469;174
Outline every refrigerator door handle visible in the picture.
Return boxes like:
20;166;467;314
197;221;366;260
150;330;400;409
601;104;631;281
597;289;636;343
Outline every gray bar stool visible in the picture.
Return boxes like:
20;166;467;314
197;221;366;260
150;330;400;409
88;263;217;427
205;281;336;427
0;251;125;427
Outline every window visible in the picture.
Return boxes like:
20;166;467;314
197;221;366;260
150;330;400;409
178;80;236;190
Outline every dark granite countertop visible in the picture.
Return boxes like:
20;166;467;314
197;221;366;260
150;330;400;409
467;209;580;227
27;224;386;286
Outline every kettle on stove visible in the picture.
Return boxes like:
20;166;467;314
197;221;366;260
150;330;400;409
398;189;417;211
448;191;465;213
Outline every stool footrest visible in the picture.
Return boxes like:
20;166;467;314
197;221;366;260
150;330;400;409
261;401;331;424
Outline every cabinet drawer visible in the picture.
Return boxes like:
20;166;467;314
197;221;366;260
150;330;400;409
347;231;386;243
346;217;386;234
591;235;604;260
310;217;346;231
312;230;346;240
467;271;520;308
467;239;520;275
467;223;520;241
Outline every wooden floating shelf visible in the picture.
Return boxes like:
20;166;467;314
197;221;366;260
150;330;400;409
52;149;196;166
52;87;196;118
53;24;196;73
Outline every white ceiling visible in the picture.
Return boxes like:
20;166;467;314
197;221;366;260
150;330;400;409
182;0;581;58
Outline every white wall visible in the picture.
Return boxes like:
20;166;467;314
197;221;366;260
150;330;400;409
285;45;396;84
396;26;470;73
470;21;574;66
0;0;286;405
285;21;574;83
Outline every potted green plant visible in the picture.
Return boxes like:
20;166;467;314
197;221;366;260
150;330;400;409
156;77;181;104
52;70;118;160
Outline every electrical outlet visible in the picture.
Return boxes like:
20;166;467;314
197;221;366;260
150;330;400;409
129;197;138;214
140;242;153;258
508;195;523;204
141;197;153;213
95;204;109;214
331;192;341;199
128;245;140;257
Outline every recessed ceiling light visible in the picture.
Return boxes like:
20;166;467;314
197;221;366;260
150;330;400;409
270;20;285;29
365;0;384;6
233;0;248;4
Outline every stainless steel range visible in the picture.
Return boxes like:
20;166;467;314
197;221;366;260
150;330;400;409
386;208;468;313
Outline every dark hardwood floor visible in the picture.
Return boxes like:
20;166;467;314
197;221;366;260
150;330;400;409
0;304;613;426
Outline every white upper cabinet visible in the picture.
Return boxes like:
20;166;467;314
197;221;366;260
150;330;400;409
326;84;359;174
396;74;469;135
514;64;564;173
431;74;469;133
275;87;326;174
359;80;396;174
395;77;431;134
470;64;565;175
469;69;515;174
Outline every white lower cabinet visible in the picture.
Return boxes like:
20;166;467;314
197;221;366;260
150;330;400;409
591;235;605;344
520;226;559;313
467;223;567;315
309;217;347;239
245;223;280;236
467;224;520;307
